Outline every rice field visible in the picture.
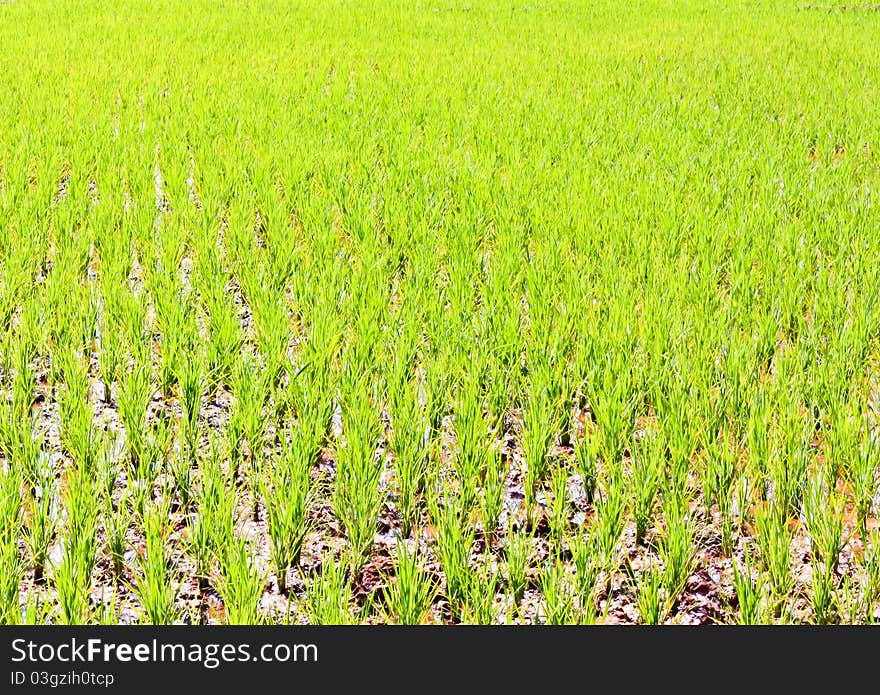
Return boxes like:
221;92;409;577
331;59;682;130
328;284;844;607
1;0;880;625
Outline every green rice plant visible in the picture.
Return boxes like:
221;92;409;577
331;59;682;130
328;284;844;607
574;428;600;506
746;393;772;503
0;468;23;623
244;275;292;386
148;252;195;400
755;504;793;616
593;474;626;574
382;541;436;624
832;411;879;544
540;556;575;625
479;442;506;542
836;575;863;626
117;358;153;467
94;588;120;626
634;564;666;625
305;555;356;625
136;417;174;515
657;498;696;607
177;354;204;462
387;381;430;537
453;373;490;514
460;561;499;625
657;384;700;497
588;355;636;472
811;562;836;625
204;301;244;394
168;453;193;517
133;501;179;624
429;494;475;616
521;383;560;524
53;468;99;624
503;525;532;608
4;342;34;434
103;496;129;584
702;432;738;555
228;356;269;483
9;426;43;497
189;441;236;590
215;538;265;625
422;355;453;445
571;534;600;622
547;463;570;546
286;359;335;454
96;300;125;404
767;395;813;517
23;470;56;583
731;551;764;625
628;434;663;546
54;348;95;471
0;537;23;624
803;473;846;577
259;429;313;594
861;531;880;623
193;239;242;391
485;358;517;435
95;436;120;504
129;454;158;522
333;378;384;573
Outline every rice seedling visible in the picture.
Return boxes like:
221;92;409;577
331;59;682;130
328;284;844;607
702;432;738;555
260;428;313;594
460;562;500;625
103;496;129;584
803;473;846;577
629;435;663;546
188;441;236;590
214;538;265;625
118;358;153;467
55;348;96;471
503;525;532;609
228;355;268;481
388;381;430;537
546;463;571;547
381;541;436;625
305;555;356;625
429;492;476;616
132;500;179;624
453;374;490;516
574;429;600;507
861;531;880;623
521;378;562;525
831;409;879;544
0;469;23;623
593;474;626;576
540;557;576;625
657;497;697;608
177;355;203;462
333;376;384;573
0;538;23;624
23;470;56;583
755;504;793;618
570;534;600;622
54;468;99;624
732;551;764;626
480;442;506;542
811;561;836;625
634;564;666;626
